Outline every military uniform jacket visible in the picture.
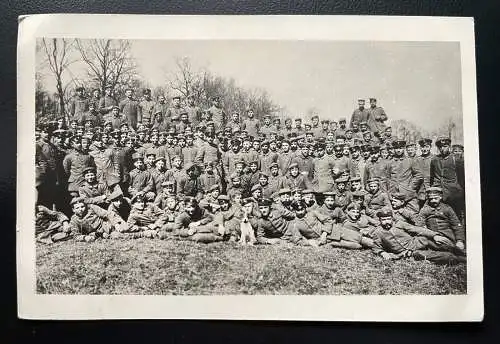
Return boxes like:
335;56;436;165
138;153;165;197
367;106;387;132
364;159;390;190
177;175;205;199
242;118;260;137
277;151;295;174
98;95;118;115
69;204;118;235
185;105;202;128
282;173;310;191
69;96;89;121
119;97;140;129
207;105;226;131
181;145;199;167
260;151;279;174
139;99;155;122
149;169;167;194
393;205;426;227
89;147;121;187
63;151;96;192
174;208;215;236
289;210;333;239
291;153;314;179
371;221;437;255
364;189;391;217
259;124;274;137
128;168;153;196
350;108;370;128
78;181;109;205
387;156;423;201
311;154;335;190
430;154;465;202
419;202;465;242
222;150;243;177
195;141;221;166
414;154;433;200
127;204;164;228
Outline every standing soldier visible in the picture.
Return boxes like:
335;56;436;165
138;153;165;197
119;88;141;130
63;136;96;197
311;141;335;193
207;96;226;132
152;95;169;131
90;88;101;110
430;137;465;220
386;139;423;212
139;89;155;126
415;138;433;207
241;108;260;138
350;99;371;129
98;85;118;117
366;98;388;133
185;95;202;128
68;86;89;124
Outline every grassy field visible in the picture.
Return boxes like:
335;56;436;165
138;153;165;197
36;238;467;295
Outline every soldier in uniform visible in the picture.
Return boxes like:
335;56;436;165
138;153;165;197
430;137;465;221
350;99;371;129
119;88;141;130
415;138;433;207
139;89;155;126
241;108;260;137
68;86;89;124
98;85;118;117
207;96;226;132
367;98;387;133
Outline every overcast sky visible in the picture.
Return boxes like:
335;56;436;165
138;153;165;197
39;40;462;132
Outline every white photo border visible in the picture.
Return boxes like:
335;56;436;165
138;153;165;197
17;14;483;321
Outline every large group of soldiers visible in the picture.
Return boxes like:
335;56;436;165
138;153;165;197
35;86;467;265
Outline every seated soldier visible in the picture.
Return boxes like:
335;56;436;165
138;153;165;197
316;191;346;243
177;163;205;200
333;176;351;210
419;187;466;254
365;177;391;218
157;195;183;240
302;189;319;211
267;162;284;197
200;184;222;214
199;162;222;194
250;184;263;203
390;192;425;227
68;197;124;242
35;204;71;244
78;166;110;208
341;203;379;244
107;187;131;225
351;190;368;214
255;198;306;245
154;180;177;209
227;174;246;199
257;172;275;199
273;188;295;220
125;193;165;238
128;153;154;198
371;208;466;265
282;163;311;191
289;200;332;247
149;156;168;195
173;196;225;243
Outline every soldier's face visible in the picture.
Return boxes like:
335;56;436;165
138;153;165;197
112;199;122;208
279;194;290;204
367;182;379;194
159;96;165;103
331;122;338;131
427;193;442;207
303;194;315;205
358;101;365;108
73;203;87;217
293;193;302;202
370;100;377;107
77;90;85;97
81;139;90;151
155;160;165;170
232;178;241;187
420;145;431;155
322;122;329;130
252;141;260;151
247;110;254;118
173;98;180;106
259;176;268;185
390;198;404;209
453;146;464;157
173;158;182;168
347;208;361;221
252;189;262;199
250;163;258;173
185;204;196;216
259;205;270;217
290;142;298;151
270;166;279;176
281;142;290;152
134;160;144;170
93;90;100;98
166;198;177;210
339;121;346;128
406;146;416;157
394;147;405;156
295;121;301;128
146;155;155;166
312;118;319;126
336;182;346;192
351;181;361;190
346;131;353;139
316;148;325;157
125;140;133;148
125;90;132;97
211;189;220;199
324;196;335;208
380;150;389;159
285;120;292;128
343;147;350;156
295;207;307;218
269;142;277;151
264;118;271;125
439;144;451;156
261;144;269;153
290;167;299;177
219;200;230;211
232;114;239;122
380;216;393;229
301;146;309;156
84;171;96;183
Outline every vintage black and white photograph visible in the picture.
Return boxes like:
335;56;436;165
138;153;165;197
17;15;483;320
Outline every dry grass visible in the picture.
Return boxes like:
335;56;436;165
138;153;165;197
36;238;467;295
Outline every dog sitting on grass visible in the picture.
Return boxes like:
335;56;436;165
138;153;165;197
239;198;256;245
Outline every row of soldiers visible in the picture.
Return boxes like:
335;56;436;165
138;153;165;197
35;89;466;264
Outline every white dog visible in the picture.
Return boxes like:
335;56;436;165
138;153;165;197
239;206;256;245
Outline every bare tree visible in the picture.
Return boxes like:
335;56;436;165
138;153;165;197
168;57;207;102
75;39;138;95
40;38;76;117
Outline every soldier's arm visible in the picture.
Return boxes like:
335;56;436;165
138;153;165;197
62;154;72;176
397;221;436;239
142;172;154;193
445;205;465;242
429;158;437;187
410;160;424;191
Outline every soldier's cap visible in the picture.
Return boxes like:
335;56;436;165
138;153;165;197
75;86;85;92
376;208;393;218
161;179;175;186
241;197;255;205
184;196;198;205
294;118;302;122
231;138;242;146
346;202;361;211
257;198;272;207
336;177;349;184
211;96;220;101
359;121;368;126
392;139;406;148
452;143;464;149
52;129;66;137
339;117;347;122
333;143;344;151
406;141;416;147
390;192;406;201
249;160;259;166
358;98;366;102
145;148;157;157
288;162;299;170
172;95;181;100
321;119;330;123
426;186;443;194
108;187;124;201
366;177;380;184
352;190;365;198
70;196;86;206
217;195;230;202
350;176;361;182
369;98;377;102
316;137;326;144
82;166;96;175
259;172;269;178
185;163;200;173
302;189;314;195
363;131;372;136
143;88;151;94
349;145;361;151
277;188;292;195
435;136;452;147
418;138;432;147
251;184;263;193
323;191;336;198
177;134;186;140
208;184;220;192
234;159;246;166
154;156;166;163
253;136;262;143
132;153;143;161
269;162;279;170
345;128;353;133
